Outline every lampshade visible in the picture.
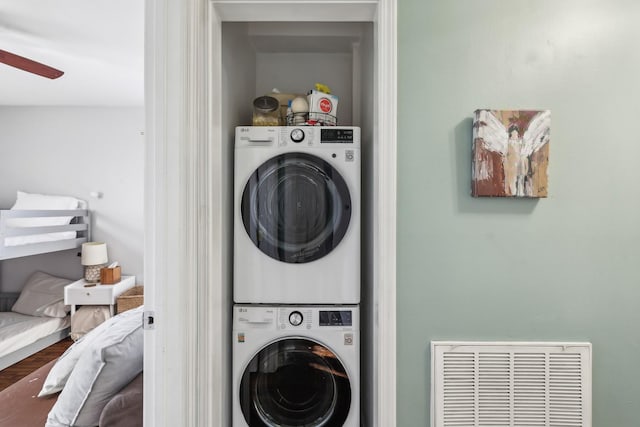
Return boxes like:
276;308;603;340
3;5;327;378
81;242;108;266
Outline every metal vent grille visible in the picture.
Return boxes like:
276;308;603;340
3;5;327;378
431;342;591;427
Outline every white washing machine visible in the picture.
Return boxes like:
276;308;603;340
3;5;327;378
232;304;359;427
234;126;360;304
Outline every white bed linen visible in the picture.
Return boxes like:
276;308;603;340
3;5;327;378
0;312;70;358
3;232;77;247
2;191;83;247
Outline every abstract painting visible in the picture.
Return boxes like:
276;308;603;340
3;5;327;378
472;109;550;198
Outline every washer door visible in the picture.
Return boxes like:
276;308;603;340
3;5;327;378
239;338;351;427
241;153;351;263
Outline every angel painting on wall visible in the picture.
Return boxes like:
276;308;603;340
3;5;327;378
472;109;550;198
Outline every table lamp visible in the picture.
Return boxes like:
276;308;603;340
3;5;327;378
81;242;108;283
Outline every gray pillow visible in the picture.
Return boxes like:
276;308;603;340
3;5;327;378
11;271;72;318
98;373;143;427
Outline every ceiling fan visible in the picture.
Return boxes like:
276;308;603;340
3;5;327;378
0;49;64;79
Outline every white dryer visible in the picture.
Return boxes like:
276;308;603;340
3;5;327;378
234;126;360;304
232;304;359;427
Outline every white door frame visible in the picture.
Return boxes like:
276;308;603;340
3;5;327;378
144;0;397;425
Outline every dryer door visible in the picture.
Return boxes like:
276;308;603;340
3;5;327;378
239;338;351;427
241;152;351;264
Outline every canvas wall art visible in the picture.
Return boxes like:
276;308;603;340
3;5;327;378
472;109;550;198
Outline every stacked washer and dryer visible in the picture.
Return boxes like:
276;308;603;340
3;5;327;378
233;126;361;427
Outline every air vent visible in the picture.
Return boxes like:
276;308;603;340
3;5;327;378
431;341;592;427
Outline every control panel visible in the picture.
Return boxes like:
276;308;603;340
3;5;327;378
320;128;355;143
234;306;358;331
319;310;353;326
236;126;360;148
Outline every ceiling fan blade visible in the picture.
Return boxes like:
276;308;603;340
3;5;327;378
0;49;64;79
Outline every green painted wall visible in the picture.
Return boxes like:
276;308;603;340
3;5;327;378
397;1;640;425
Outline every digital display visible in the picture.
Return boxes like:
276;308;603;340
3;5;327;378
319;310;352;326
321;129;354;143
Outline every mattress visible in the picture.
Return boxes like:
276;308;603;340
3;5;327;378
3;232;77;247
0;312;71;358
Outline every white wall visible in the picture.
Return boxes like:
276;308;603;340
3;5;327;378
0;106;144;291
255;52;353;125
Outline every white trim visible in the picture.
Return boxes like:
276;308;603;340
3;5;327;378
212;1;377;21
143;0;160;424
202;3;228;426
374;2;397;425
144;0;190;424
145;0;397;425
184;0;211;425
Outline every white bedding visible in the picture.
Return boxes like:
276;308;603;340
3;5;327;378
0;312;70;358
1;191;82;248
3;232;77;247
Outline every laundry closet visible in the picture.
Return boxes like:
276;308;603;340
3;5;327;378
221;20;375;426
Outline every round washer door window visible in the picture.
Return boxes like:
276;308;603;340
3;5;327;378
242;153;351;263
239;338;351;427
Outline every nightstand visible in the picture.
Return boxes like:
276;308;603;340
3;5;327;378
64;276;136;317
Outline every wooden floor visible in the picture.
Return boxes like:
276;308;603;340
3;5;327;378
0;338;73;392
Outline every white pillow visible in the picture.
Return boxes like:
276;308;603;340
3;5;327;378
38;306;144;397
8;190;79;227
45;306;144;427
11;271;72;318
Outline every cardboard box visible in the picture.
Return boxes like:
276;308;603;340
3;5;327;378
100;266;121;284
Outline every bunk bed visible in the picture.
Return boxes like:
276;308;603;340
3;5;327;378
0;206;89;260
0;198;89;371
0;306;144;427
0;312;71;371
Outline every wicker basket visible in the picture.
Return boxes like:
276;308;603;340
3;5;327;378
116;286;144;314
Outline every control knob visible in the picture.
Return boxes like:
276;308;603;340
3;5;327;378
290;128;305;143
289;311;303;326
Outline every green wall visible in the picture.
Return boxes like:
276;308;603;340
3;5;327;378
397;1;640;425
